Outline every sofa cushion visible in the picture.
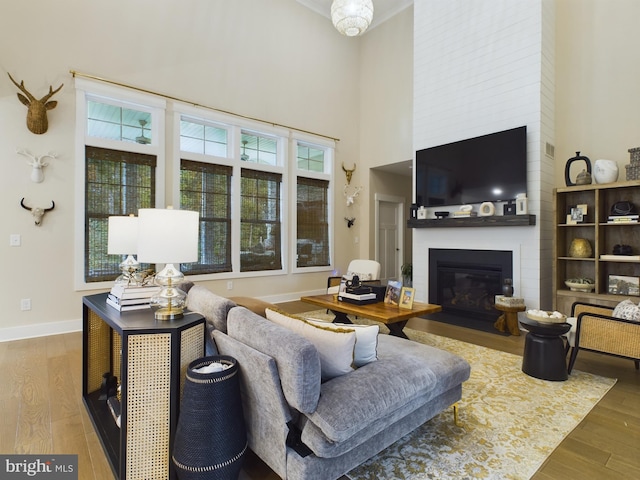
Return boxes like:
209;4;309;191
613;299;640;321
266;308;357;380
185;285;237;333
227;307;321;413
306;319;379;367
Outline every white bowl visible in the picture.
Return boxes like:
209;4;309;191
565;280;595;292
526;310;567;324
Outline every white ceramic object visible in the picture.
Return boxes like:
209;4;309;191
593;159;619;184
479;202;495;216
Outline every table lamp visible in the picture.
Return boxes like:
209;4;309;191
108;215;140;285
137;208;200;320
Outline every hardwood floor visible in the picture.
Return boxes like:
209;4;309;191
1;301;638;479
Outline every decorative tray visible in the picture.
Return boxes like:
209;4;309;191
526;309;567;324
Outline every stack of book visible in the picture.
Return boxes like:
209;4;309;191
106;284;161;311
452;211;478;218
607;214;638;223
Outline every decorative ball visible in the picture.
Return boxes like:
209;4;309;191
568;238;593;258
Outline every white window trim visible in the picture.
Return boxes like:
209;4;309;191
291;133;335;274
74;78;166;291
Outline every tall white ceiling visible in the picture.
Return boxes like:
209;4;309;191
296;0;413;32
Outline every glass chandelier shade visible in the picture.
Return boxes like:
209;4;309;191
331;0;374;37
137;208;200;320
107;215;140;285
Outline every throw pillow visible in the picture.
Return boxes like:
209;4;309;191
612;299;640;322
346;271;373;281
307;319;379;367
265;308;357;380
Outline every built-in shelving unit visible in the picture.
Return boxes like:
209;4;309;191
553;180;640;313
408;214;536;228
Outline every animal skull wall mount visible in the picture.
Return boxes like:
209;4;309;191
342;162;356;185
16;148;57;183
20;198;55;226
8;73;63;134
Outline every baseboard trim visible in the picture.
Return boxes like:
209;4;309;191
0;319;82;343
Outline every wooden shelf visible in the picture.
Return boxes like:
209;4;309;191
408;214;536;228
553;180;640;312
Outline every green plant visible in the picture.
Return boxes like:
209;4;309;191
401;263;412;280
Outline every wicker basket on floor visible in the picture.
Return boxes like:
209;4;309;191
172;356;247;480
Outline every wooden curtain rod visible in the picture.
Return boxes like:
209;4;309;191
69;70;340;142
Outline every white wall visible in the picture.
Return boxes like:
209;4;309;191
412;0;555;309
0;0;363;340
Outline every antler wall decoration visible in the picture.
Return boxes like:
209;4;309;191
20;198;55;226
8;73;64;134
344;184;363;206
16;148;57;183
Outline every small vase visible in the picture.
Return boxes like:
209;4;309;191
502;279;514;297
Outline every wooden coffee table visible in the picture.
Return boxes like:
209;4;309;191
300;294;442;339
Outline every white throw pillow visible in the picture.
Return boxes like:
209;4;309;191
612;299;640;322
307;319;379;367
265;308;357;380
346;271;373;281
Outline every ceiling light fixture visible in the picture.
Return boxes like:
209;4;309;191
331;0;374;37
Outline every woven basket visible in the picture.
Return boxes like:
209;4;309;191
172;356;247;480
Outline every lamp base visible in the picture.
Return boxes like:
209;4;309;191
154;307;185;321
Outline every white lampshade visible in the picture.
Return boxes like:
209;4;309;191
107;215;139;254
331;0;374;37
137;208;199;264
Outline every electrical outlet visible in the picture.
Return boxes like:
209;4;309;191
227;281;233;290
10;234;21;247
20;298;31;311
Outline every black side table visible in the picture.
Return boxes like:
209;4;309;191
519;318;571;381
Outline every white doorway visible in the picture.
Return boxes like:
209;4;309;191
375;194;405;284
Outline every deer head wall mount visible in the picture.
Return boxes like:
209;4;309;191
21;198;55;226
16;148;57;183
8;73;64;134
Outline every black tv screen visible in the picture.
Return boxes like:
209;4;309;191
415;126;527;208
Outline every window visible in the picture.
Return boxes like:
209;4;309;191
87;100;152;144
77;79;334;289
180;160;232;274
240;131;278;166
180;117;228;156
296;177;330;267
295;141;331;268
84;146;156;282
240;169;282;272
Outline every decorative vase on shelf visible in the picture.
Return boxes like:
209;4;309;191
502;278;514;297
564;151;592;186
593;159;619;184
569;238;593;258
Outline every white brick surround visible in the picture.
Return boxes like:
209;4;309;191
412;0;555;310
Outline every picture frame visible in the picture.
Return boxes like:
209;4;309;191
399;286;415;309
608;275;640;296
567;204;588;225
384;280;402;305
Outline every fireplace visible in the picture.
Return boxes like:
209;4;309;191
429;249;513;322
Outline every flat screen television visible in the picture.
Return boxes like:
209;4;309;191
415;126;527;208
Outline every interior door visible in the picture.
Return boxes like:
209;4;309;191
377;198;403;283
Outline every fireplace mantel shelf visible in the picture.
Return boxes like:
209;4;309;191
408;215;536;228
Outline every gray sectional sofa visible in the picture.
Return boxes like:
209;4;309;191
185;284;470;480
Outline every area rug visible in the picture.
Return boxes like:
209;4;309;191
300;310;617;480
